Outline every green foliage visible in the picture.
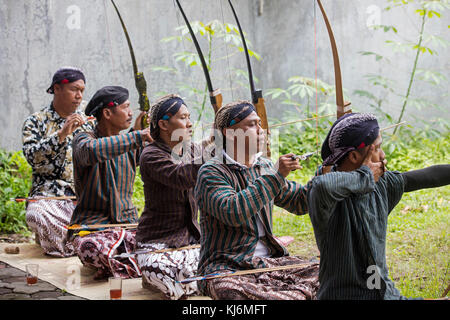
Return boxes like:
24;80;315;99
0;149;32;234
132;168;145;216
273;130;449;299
354;0;450;134
152;20;261;126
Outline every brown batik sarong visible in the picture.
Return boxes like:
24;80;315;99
137;242;200;300
26;199;75;257
206;256;320;300
72;228;140;279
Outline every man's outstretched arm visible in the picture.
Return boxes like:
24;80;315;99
402;164;450;192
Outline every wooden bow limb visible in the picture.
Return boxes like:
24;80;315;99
110;0;150;128
177;261;318;284
112;244;201;259
65;223;138;230
13;196;76;203
317;0;352;119
269;113;336;129
74;226;137;237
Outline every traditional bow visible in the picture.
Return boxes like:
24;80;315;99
227;0;271;157
110;0;150;128
174;0;222;114
316;0;352;119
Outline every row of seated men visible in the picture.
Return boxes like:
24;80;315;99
22;67;449;300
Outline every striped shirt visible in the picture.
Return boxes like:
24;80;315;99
136;139;202;247
195;153;313;291
307;165;405;300
70;128;144;227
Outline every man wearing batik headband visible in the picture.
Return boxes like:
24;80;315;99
22;66;93;257
136;94;214;299
307;112;450;300
194;100;321;300
69;85;152;280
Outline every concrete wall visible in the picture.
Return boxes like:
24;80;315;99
0;0;448;150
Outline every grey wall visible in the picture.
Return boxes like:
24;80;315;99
1;0;448;151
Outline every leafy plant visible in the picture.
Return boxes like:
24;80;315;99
354;0;450;135
152;20;261;128
0;149;32;234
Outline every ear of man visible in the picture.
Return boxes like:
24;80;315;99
102;108;112;120
158;119;170;132
347;148;366;166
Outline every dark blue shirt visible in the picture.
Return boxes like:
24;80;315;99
307;165;405;300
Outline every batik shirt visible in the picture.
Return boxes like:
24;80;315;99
195;153;315;292
136;139;203;247
307;165;405;300
22;102;93;197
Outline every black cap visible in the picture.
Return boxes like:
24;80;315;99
85;86;129;116
47;67;86;94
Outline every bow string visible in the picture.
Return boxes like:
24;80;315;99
174;0;223;114
227;0;271;157
110;0;150;128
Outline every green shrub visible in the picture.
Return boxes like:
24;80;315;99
0;149;32;234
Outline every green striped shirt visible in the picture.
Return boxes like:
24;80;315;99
70;128;144;227
195;154;312;292
308;165;405;300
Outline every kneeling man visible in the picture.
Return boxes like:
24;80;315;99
69;86;152;279
307;113;450;300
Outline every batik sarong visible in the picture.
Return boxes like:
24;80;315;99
26;199;75;257
72;228;140;279
136;242;200;300
205;256;320;300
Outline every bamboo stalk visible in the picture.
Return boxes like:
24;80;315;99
178;261;317;283
75;226;137;237
112;244;201;259
13;196;76;203
66;223;138;230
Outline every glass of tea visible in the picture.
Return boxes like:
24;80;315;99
25;264;39;285
109;277;122;300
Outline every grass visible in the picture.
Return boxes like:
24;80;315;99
1;129;448;299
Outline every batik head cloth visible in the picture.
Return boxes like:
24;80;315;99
47;66;86;94
214;100;256;133
148;94;186;136
321;113;380;166
85;86;129;116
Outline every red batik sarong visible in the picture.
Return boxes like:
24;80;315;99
72;228;140;279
